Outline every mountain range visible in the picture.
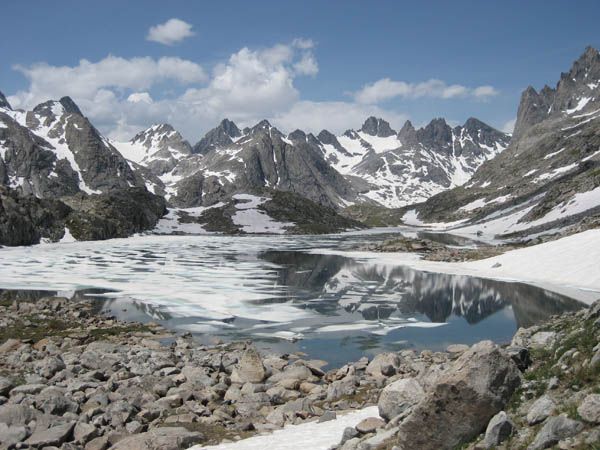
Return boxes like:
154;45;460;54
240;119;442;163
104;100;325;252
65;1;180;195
1;47;600;244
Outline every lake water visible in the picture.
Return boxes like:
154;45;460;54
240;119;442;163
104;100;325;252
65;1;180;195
0;231;585;367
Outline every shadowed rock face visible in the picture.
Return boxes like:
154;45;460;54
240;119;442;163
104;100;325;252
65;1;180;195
0;186;166;246
0;91;11;110
361;116;396;137
0;186;72;246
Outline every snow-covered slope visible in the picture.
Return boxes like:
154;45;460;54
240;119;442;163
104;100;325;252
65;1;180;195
111;123;192;175
313;117;509;208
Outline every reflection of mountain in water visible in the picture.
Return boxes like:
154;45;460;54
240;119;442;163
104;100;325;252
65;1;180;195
260;251;584;327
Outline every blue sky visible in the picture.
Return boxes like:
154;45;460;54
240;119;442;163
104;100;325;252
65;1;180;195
2;0;599;141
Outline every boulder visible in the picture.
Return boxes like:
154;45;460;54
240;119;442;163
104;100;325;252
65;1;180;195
326;376;359;401
0;423;30;447
483;411;515;448
529;331;557;349
577;394;600;423
355;417;385;434
0;376;15;396
230;348;266;384
269;365;314;383
0;403;38;426
26;421;75;447
393;341;521;450
366;353;401;377
111;427;204;450
378;377;424;421
527;395;556;425
35;355;66;378
74;422;98;444
528;414;583;450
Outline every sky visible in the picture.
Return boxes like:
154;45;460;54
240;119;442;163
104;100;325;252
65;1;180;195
1;0;599;142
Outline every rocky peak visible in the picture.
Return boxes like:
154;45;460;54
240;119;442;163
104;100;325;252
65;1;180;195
219;118;241;139
132;123;174;142
398;120;417;146
130;124;191;156
252;119;272;133
0;90;11;110
513;47;600;139
317;130;340;145
512;86;553;139
59;96;83;116
288;129;307;142
360;116;396;137
32;97;83;120
192;119;241;155
416;118;452;148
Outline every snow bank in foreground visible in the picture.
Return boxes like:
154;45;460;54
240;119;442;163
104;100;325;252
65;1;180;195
313;229;600;304
192;406;379;450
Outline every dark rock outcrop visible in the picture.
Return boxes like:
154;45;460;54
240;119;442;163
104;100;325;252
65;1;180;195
64;188;167;241
361;116;396;137
0;186;72;246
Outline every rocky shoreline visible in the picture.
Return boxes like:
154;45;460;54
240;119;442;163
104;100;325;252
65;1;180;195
0;294;599;449
354;236;522;262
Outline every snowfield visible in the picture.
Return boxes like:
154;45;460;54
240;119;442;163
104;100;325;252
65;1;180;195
193;407;379;450
232;194;294;234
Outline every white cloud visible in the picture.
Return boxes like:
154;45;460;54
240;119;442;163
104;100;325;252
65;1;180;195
292;38;315;50
10;55;207;110
12;40;500;143
127;92;153;104
294;53;318;76
146;18;195;45
354;78;499;104
502;117;516;134
272;101;408;134
473;85;499;98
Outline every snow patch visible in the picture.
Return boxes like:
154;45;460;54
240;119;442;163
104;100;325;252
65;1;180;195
194;406;379;450
566;97;591;114
232;194;294;234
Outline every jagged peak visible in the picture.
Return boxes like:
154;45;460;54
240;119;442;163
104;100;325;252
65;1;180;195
415;118;452;147
577;46;600;66
33;96;83;118
59;96;83;116
397;120;417;144
463;117;493;132
288;129;306;141
253;119;272;130
317;129;337;143
219;118;241;138
399;120;415;134
0;90;11;110
131;123;177;143
360;116;396;137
